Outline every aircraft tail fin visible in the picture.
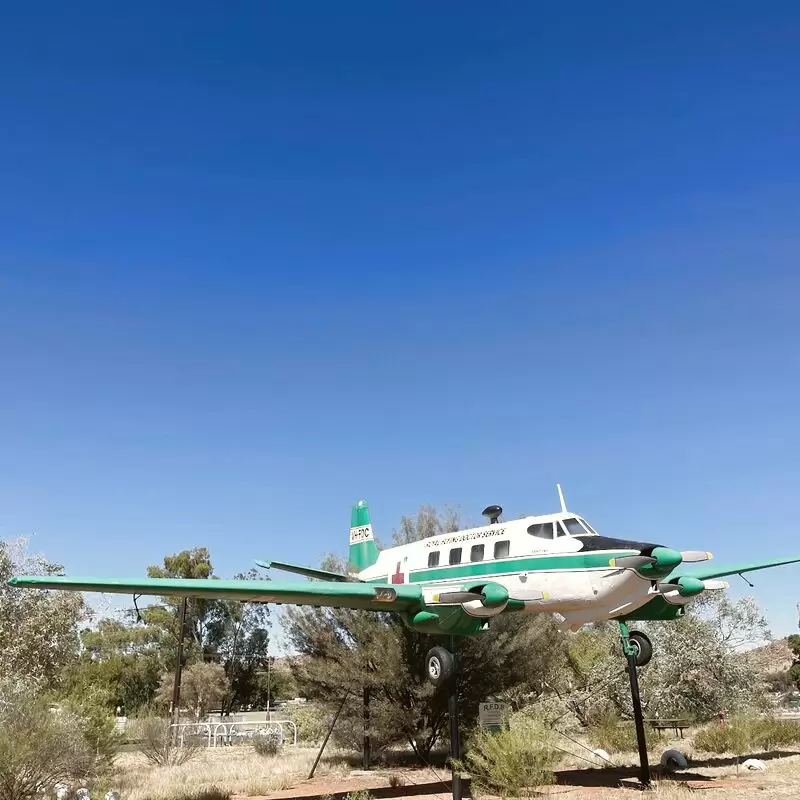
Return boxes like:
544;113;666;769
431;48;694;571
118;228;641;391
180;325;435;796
349;500;380;572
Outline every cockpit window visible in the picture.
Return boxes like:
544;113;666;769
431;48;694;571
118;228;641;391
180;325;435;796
579;518;598;535
527;522;553;539
562;518;588;536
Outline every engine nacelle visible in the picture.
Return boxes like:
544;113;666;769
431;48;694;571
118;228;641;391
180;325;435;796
461;582;509;618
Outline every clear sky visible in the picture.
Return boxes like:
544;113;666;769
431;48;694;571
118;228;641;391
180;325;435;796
1;3;799;638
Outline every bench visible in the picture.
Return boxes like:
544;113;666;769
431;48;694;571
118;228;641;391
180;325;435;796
645;719;690;738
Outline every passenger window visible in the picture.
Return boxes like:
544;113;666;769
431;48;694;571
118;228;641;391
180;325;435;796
449;547;462;565
428;551;440;568
494;540;510;558
527;522;553;539
470;544;484;562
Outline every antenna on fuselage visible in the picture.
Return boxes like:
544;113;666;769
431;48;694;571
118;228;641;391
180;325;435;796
482;505;503;524
556;484;567;513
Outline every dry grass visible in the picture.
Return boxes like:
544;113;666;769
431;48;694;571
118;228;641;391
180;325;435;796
106;730;800;800
110;746;347;800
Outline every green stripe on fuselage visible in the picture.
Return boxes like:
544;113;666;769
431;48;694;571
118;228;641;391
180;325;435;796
368;550;637;585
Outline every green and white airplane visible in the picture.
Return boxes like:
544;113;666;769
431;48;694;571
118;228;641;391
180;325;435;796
10;487;800;685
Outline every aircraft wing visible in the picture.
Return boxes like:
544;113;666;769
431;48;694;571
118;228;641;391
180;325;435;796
669;555;800;582
7;575;422;612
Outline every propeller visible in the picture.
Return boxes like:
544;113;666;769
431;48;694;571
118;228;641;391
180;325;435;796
610;555;657;569
656;576;728;597
679;551;713;563
436;591;484;604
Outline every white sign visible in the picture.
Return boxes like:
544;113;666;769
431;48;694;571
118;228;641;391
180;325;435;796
479;702;509;729
349;524;374;544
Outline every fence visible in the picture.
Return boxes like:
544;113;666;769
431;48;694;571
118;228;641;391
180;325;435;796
168;719;298;748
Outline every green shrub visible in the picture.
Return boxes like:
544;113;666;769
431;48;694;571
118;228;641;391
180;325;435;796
694;716;800;755
457;717;561;799
253;731;281;757
134;715;200;767
588;712;653;755
60;685;121;775
0;678;100;800
289;704;327;744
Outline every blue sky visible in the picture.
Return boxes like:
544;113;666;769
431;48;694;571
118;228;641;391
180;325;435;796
1;3;799;638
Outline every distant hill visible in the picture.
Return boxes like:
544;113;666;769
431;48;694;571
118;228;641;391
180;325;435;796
745;637;795;676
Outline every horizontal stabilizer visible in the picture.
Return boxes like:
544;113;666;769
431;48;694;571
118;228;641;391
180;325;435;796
255;560;361;583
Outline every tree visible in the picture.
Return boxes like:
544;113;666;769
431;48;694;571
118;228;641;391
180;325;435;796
145;547;223;659
283;507;563;760
0;538;86;687
538;595;774;727
204;568;272;712
155;661;231;721
61;615;167;715
788;634;800;688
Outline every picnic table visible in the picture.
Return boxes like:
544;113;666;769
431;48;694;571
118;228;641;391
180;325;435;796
645;718;690;738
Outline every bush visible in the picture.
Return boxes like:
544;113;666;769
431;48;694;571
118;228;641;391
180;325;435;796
59;685;121;775
588;712;654;755
172;788;230;800
694;716;800;755
289;703;327;745
134;715;200;767
253;730;281;757
457;717;561;799
0;678;101;800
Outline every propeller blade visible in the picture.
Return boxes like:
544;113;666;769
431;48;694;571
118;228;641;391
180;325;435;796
702;579;729;591
680;551;713;563
656;582;680;594
610;555;657;569
435;591;484;604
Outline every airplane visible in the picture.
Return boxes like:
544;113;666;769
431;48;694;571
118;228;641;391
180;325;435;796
9;486;800;689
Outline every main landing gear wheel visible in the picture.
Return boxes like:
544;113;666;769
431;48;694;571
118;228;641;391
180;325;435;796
426;646;454;687
628;631;653;667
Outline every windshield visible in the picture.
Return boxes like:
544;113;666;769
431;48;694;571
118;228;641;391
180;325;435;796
562;517;594;536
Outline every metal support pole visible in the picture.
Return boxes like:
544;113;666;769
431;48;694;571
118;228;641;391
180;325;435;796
309;692;350;780
448;636;462;800
362;686;371;770
619;622;651;787
171;597;188;743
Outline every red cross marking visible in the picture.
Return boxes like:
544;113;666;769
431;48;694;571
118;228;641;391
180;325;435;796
391;561;405;584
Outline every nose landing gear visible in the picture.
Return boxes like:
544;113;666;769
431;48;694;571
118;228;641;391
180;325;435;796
628;630;653;667
619;622;652;787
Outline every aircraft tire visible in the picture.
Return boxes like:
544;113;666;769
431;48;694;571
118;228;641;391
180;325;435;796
426;646;454;687
629;631;653;667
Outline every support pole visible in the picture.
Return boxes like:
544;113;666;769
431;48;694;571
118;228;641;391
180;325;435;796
309;692;350;780
362;686;371;770
619;622;651;788
171;597;188;744
448;636;462;800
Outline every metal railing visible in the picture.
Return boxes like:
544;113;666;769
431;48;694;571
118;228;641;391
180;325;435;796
168;719;297;747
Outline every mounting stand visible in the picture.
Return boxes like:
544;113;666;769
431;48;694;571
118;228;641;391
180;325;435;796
619;622;651;788
447;636;463;800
